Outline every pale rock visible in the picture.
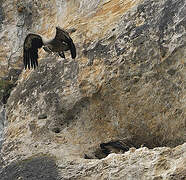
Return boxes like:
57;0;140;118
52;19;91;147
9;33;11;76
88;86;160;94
0;0;186;179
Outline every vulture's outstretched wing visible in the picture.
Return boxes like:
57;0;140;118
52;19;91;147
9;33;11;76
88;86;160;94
55;27;76;59
23;33;43;69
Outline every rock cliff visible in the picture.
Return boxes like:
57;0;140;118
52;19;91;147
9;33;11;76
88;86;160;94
0;0;186;179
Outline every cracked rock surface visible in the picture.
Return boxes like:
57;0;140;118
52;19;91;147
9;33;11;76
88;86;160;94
0;0;186;179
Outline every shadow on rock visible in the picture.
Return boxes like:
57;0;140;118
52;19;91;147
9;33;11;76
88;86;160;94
0;155;60;180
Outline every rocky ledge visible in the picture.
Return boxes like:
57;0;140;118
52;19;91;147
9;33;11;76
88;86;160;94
0;0;186;179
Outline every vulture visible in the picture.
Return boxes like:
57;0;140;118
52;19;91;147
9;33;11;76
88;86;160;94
23;26;76;69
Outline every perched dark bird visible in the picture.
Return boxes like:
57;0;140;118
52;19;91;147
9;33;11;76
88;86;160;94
23;26;76;69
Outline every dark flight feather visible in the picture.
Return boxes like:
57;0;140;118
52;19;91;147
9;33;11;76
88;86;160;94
69;40;76;59
55;27;76;59
23;33;43;69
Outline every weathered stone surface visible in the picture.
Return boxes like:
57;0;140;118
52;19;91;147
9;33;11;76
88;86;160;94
0;1;5;30
0;144;185;180
0;105;6;149
0;0;57;77
0;155;60;180
0;0;186;179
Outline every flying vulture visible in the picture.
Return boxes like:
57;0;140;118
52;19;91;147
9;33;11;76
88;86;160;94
23;26;76;69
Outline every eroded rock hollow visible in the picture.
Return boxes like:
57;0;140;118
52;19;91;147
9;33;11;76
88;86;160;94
0;0;185;179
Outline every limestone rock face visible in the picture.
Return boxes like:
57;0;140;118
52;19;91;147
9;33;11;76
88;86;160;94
0;105;6;148
0;0;57;76
0;0;186;179
0;144;186;179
